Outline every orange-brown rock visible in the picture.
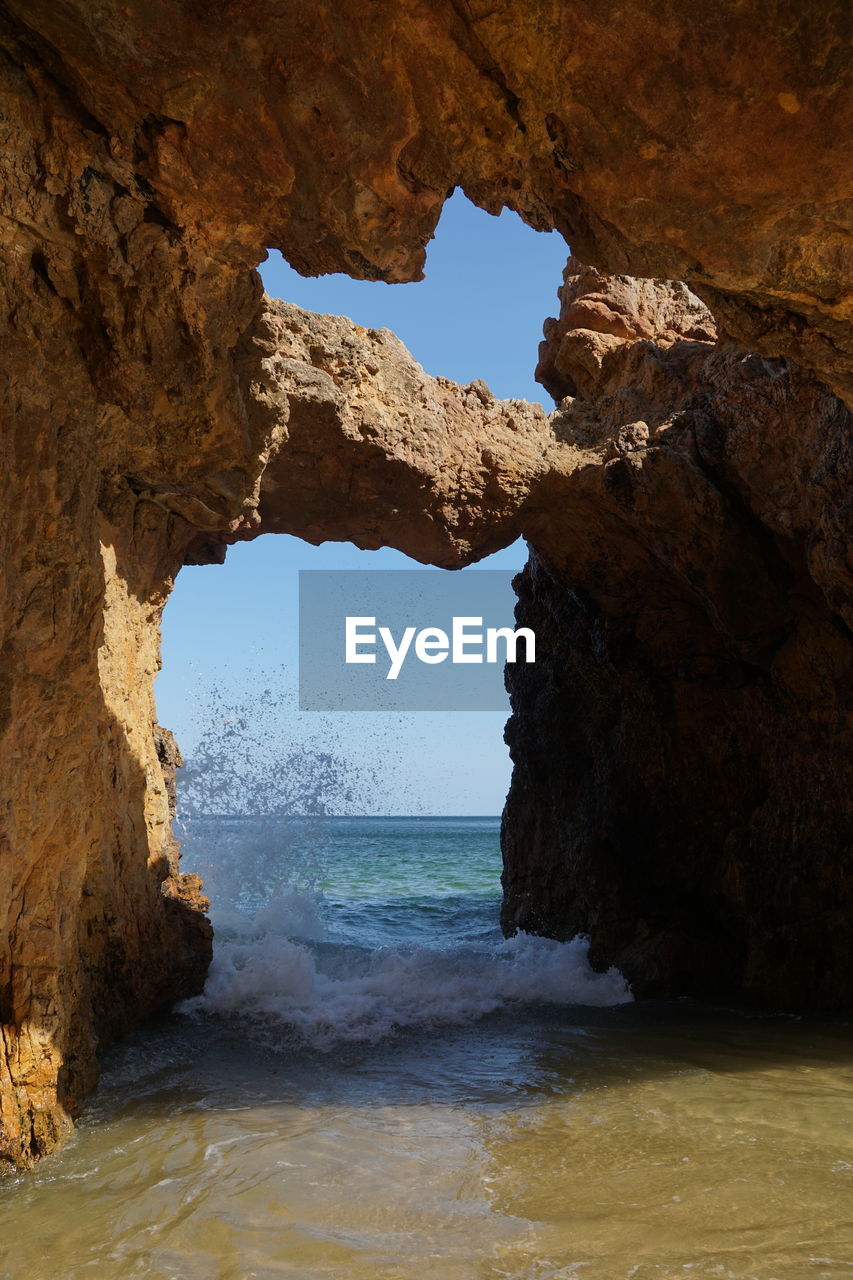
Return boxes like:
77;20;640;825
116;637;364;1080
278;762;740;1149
228;299;579;566
1;0;851;397
0;1;850;1169
536;256;718;401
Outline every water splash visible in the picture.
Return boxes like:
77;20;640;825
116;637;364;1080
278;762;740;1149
172;665;425;819
180;890;632;1050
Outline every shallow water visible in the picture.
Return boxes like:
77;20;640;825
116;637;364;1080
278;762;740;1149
2;817;851;1280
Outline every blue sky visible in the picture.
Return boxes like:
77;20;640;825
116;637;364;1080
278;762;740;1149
156;192;568;814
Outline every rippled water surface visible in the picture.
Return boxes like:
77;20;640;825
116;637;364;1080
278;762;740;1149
1;817;851;1280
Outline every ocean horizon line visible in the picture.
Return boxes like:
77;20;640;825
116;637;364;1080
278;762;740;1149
178;812;503;821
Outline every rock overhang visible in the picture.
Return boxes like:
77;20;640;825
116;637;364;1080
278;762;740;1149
0;0;851;1173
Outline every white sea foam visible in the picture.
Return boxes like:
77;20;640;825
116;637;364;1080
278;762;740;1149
180;893;632;1049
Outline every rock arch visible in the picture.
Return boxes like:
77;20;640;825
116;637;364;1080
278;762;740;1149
0;0;850;1168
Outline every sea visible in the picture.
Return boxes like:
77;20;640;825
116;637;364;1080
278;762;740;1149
1;815;851;1280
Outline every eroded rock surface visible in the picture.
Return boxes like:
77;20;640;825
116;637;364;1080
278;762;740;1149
231;300;584;566
0;1;850;1168
1;0;851;397
502;261;852;1009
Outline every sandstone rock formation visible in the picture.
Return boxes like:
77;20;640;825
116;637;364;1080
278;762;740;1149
228;299;579;566
0;1;850;1169
502;261;852;1009
2;0;851;399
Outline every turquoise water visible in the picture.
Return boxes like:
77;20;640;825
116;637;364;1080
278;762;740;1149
1;816;851;1280
179;816;631;1045
190;816;505;939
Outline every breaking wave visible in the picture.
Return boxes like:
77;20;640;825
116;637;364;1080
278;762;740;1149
180;891;632;1050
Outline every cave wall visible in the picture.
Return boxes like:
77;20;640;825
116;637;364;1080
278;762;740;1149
0;0;850;1167
0;28;257;1165
502;262;852;1010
